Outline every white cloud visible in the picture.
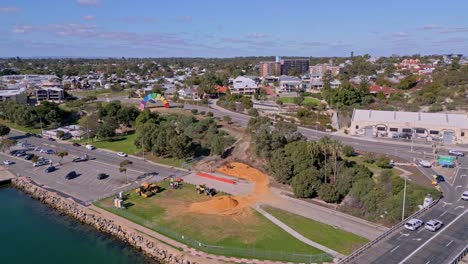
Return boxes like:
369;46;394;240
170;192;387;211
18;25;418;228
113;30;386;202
0;6;19;13
440;26;468;34
176;16;192;22
76;0;100;6
245;33;270;39
392;32;409;37
12;25;36;34
416;24;440;30
83;15;95;20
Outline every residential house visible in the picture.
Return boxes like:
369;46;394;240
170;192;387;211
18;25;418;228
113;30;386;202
369;84;403;97
231;76;259;95
278;75;302;93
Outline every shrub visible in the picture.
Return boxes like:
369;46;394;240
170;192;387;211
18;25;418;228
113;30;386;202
248;108;259;117
191;109;198;114
342;145;355;157
207;111;214;117
376;157;392;168
429;104;443;112
363;153;375;164
199;111;206;115
276;99;283;105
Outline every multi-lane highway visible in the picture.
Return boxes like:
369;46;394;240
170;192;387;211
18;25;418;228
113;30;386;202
184;101;468;263
2;130;189;203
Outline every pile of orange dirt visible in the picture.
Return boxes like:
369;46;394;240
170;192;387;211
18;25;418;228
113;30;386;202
188;162;277;216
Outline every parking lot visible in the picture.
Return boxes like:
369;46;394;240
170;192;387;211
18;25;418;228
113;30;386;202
1;136;188;203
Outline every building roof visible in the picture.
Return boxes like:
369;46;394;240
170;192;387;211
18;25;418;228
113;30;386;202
352;109;468;129
260;86;274;95
369;84;403;94
279;75;301;82
215;86;227;93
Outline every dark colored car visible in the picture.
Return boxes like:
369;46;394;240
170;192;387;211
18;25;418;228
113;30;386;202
45;149;56;154
45;166;56;173
33;134;42;138
97;173;108;180
24;154;34;160
48;138;56;142
436;175;445;183
14;151;26;157
65;171;77;180
72;143;81;147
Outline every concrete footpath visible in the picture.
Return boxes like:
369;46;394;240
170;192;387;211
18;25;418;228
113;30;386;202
255;205;342;258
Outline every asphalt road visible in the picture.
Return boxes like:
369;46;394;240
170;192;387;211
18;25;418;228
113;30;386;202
183;102;468;262
3;131;189;202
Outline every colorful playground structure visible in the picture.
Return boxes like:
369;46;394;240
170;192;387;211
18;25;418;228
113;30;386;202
140;93;169;110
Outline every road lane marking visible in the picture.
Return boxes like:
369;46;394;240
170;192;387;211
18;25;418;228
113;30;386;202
455;185;462;190
454;206;464;210
443;202;453;207
439;211;448;217
417;227;425;233
425;261;431;264
412;238;422;241
398;208;468;264
445;240;454;247
390;245;400;253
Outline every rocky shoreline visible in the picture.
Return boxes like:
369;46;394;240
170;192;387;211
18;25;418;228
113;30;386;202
11;177;199;264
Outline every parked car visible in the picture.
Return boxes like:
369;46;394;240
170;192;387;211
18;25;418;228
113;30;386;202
97;173;108;180
33;134;42;138
72;143;81;147
24;154;34;160
44;166;56;173
85;144;95;150
3;160;14;165
425;219;443;232
462;191;468;201
117;152;128;157
405;219;423;231
14;151;26;157
33;161;48;167
65;171;77;180
448;150;464;157
45;149;56;154
432;174;445;183
60;133;72;140
34;147;43;152
48;138;56;142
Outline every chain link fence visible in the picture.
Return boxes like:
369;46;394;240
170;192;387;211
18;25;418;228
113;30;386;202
102;207;331;263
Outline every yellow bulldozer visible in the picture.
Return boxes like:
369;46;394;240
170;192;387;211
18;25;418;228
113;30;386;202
135;182;158;198
196;184;216;197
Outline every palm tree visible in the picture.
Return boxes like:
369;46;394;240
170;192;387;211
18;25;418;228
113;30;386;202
119;160;133;184
319;136;331;184
329;139;343;184
57;151;68;165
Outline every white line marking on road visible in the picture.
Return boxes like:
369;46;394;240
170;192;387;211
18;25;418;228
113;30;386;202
451;168;461;186
440;211;448;217
398;208;468;264
417;227;425;233
425;261;431;264
443;202;453;207
455;185;462;190
461;174;467;178
390;245;400;253
412;238;422;241
445;240;454;247
454;206;464;210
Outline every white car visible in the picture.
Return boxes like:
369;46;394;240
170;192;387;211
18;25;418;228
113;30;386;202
425;219;443;232
418;160;432;168
462;191;468;201
448;150;464;157
3;160;14;165
404;219;423;231
117;152;128;157
33;161;48;167
85;144;96;150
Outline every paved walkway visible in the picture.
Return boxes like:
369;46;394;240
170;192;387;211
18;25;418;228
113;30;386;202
0;168;15;182
255;205;342;258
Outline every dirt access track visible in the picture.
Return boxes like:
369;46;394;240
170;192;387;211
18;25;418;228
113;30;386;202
188;162;276;216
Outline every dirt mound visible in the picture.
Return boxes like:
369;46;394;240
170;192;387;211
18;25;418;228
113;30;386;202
188;162;276;217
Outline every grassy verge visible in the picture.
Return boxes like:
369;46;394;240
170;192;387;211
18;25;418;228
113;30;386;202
263;206;368;255
5;122;41;134
95;181;329;262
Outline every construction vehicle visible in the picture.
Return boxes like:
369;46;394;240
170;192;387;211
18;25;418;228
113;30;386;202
196;184;216;197
135;182;158;198
169;177;183;189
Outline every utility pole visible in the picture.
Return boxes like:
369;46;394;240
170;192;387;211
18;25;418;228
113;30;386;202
402;176;407;221
142;131;145;161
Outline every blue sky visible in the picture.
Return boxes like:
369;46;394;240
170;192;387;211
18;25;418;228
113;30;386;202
1;0;467;57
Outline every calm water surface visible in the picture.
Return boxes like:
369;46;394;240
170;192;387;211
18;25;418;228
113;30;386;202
0;186;156;264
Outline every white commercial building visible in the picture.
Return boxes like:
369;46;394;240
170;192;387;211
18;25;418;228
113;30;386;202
350;109;468;144
231;76;259;95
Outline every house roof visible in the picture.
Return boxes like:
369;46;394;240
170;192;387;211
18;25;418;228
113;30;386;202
216;86;227;93
260;86;274;95
352;109;468;129
369;84;403;94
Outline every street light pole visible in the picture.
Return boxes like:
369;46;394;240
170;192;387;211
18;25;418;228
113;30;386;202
402;176;407;221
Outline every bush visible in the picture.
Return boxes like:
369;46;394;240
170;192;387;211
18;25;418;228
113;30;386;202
429;104;443;112
446;104;456;111
199;111;206;115
276;99;283;105
362;153;375;164
191;109;198;114
318;184;340;203
342;145;355;157
376;157;392;168
207;112;213;117
248;108;259;117
223;115;232;123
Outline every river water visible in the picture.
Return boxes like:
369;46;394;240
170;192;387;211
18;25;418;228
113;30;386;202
0;186;156;264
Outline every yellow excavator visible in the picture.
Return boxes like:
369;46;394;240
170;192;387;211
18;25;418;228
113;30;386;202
135;182;158;198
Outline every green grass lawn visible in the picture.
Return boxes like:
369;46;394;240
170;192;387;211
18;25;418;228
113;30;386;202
95;181;329;262
5;122;42;134
263;206;369;255
71;89;129;98
277;97;321;105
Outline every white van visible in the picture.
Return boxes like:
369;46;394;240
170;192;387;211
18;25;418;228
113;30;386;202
85;144;96;150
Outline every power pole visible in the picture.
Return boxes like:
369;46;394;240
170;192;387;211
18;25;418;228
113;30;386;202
402;176;407;221
142;131;145;161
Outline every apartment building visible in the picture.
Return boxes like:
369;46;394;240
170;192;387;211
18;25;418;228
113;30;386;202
259;61;281;77
281;59;310;75
309;64;341;76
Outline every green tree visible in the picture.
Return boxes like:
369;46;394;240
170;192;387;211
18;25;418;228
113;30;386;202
342;145;355;157
119;160;133;184
248;108;259;117
56;151;68;165
291;169;322;198
0;124;10;138
56;130;65;139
